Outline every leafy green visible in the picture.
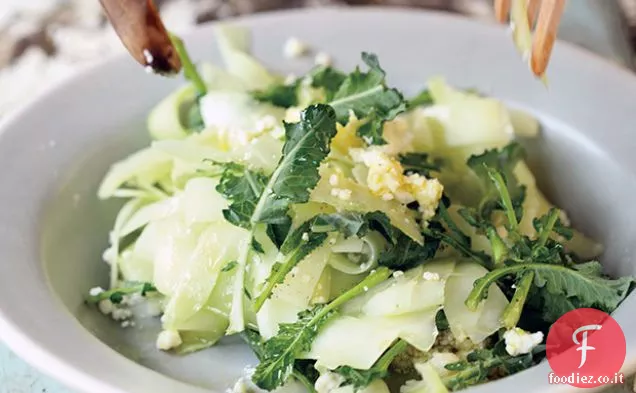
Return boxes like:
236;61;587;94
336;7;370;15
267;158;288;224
442;342;539;390
310;210;439;269
266;219;292;249
466;143;526;221
215;162;269;229
251;104;338;224
311;212;369;238
335;340;408;389
329;53;407;145
425;199;491;268
252;268;392;390
378;229;440;269
242;330;318;393
435;310;450;331
86;282;157;304
252;82;299;108
466;262;634;324
251;238;265;254
310;66;346;101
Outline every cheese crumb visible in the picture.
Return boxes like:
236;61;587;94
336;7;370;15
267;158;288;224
329;174;339;186
156;330;183;351
422;271;441;281
301;232;310;241
330;188;352;201
350;147;443;220
503;328;543;356
283;37;309;58
392;271;404;278
314;52;332;66
315;371;345;393
111;308;133;321
89;286;104;297
98;299;114;315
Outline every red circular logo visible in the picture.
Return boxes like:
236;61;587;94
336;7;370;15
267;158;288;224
546;308;625;388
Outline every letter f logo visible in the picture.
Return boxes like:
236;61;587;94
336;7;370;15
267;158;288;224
573;324;603;368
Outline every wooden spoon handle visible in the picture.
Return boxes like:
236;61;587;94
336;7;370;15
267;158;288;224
99;0;182;74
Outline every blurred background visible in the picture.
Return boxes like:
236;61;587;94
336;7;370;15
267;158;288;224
1;0;636;392
0;0;635;118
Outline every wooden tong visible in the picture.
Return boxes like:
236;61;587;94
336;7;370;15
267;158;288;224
495;0;567;77
99;0;182;74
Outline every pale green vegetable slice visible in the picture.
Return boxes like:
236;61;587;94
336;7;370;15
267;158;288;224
328;232;386;275
509;108;540;138
444;261;508;343
147;85;195;141
305;310;438;369
118;197;177;239
98;147;172;199
311;168;422;244
181;177;227;224
198;62;248;91
400;362;449;393
514;162;603;258
427;77;514;148
163;221;250;326
256;243;333;339
214;24;277;90
343;259;455;317
199;91;284;131
150;217;206;296
510;0;533;60
119;248;154;283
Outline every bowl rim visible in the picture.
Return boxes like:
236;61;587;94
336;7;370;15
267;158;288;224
0;6;635;393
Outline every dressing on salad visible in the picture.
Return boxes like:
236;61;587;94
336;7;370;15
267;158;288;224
87;25;633;393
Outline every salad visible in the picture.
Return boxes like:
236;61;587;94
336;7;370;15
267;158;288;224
87;25;634;393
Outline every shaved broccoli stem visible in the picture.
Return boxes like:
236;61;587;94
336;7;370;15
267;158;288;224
169;33;207;96
501;271;534;329
486;168;519;232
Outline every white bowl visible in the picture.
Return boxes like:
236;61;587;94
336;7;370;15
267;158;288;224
1;7;636;393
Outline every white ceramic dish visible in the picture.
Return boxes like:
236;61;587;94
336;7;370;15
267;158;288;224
1;7;636;393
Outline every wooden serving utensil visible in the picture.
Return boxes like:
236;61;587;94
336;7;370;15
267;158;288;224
99;0;182;75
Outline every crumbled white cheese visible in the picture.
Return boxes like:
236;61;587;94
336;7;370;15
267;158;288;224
330;187;352;201
283;37;309;58
350;147;443;220
156;330;183;351
121;320;135;328
422;271;440;281
98;299;114;315
314;371;345;393
227;367;256;393
111;308;133;321
314;52;332;66
89;286;104;297
329;174;339;186
392;270;404;278
503;328;543;356
301;232;310;241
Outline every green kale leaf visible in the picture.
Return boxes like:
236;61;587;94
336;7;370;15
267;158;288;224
329;53;407;145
